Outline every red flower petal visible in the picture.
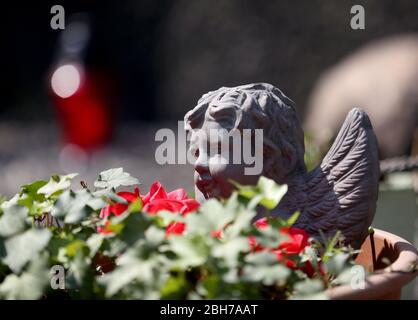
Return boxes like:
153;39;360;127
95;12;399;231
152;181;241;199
166;222;186;237
211;230;223;239
100;205;111;219
254;217;268;229
142;181;167;204
143;199;184;214
110;202;128;216
167;188;187;201
117;186;140;203
180;199;200;215
278;227;309;255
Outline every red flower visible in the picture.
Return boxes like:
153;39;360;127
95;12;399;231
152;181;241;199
141;182;200;215
249;218;315;276
98;182;200;236
277;227;310;255
100;187;140;218
142;182;199;237
273;227;311;271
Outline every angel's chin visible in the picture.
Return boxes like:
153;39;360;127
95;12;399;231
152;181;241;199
200;187;221;199
209;188;236;200
202;190;216;199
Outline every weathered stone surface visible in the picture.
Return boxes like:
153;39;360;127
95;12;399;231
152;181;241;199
185;83;380;249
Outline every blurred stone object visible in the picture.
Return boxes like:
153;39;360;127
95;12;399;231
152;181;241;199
305;34;418;159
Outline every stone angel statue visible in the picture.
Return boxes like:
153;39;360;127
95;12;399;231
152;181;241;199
184;83;379;249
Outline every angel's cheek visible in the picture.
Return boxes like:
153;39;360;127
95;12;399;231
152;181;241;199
209;159;259;198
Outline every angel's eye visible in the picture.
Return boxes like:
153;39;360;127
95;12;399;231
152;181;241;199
193;148;200;158
189;143;200;159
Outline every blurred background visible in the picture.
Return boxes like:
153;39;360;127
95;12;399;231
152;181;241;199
0;0;417;297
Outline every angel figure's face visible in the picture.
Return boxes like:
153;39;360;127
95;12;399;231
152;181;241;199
190;119;262;201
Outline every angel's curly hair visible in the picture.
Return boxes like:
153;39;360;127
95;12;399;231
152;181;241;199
184;83;306;178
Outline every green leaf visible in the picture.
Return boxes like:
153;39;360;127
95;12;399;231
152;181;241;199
242;252;291;286
293;278;325;296
99;262;141;297
223;208;255;239
51;189;106;224
18;196;53;216
20;180;47;201
0;253;49;299
245;251;280;265
243;252;291;286
66;251;95;298
200;199;235;231
160;272;190;299
98;250;159;297
66;240;89;258
145;226;166;247
200;274;222;299
212;237;249;268
324;252;350;275
38;173;78;198
286;211;301;226
0;205;28;237
86;233;105;257
18;181;49;214
257;177;288;209
50;190;72;219
94;168;139;189
2;229;51;273
48;236;72;263
108;238;127;256
169;235;209;268
300;246;319;268
0;195;6;208
244;264;291;286
232;176;288;210
93;188;128;204
0;194;20;211
112;211;151;245
128;198;143;213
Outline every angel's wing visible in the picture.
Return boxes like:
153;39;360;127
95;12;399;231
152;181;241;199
294;108;380;249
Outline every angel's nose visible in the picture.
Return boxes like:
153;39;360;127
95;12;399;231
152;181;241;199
194;156;210;175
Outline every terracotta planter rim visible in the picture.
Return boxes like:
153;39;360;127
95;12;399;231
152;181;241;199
326;228;418;299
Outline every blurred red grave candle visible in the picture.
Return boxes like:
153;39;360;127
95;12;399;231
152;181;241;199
50;62;113;151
